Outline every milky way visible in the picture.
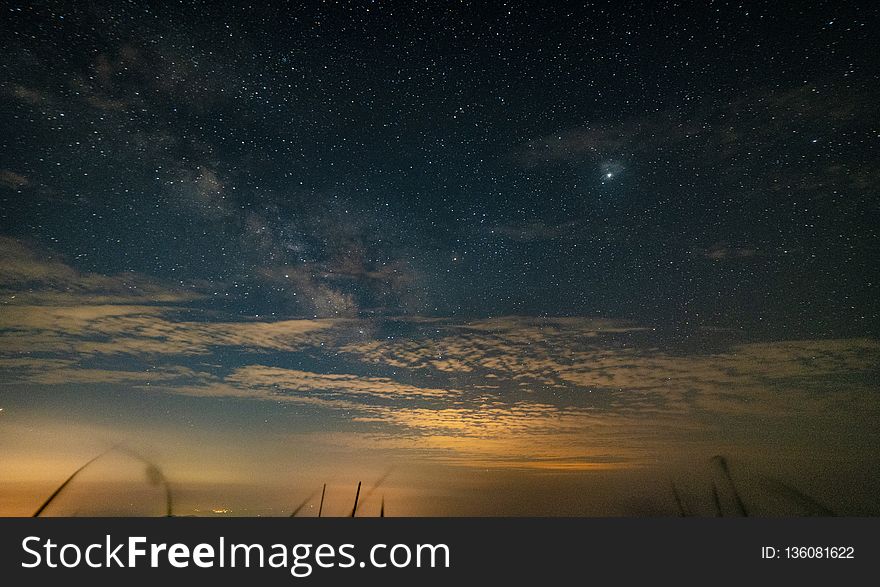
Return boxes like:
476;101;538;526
1;1;878;516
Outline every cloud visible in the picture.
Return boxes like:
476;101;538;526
0;304;341;358
7;365;203;387
63;43;232;116
133;364;695;470
149;365;462;406
0;237;204;305
462;316;649;334
522;115;697;166
339;317;652;377
0;238;352;359
520;82;878;197
0;239;875;471
4;34;427;319
153;381;363;410
145;367;459;412
225;365;458;400
339;320;880;414
0;171;29;190
1;306;877;470
0;357;75;371
359;400;706;470
7;84;49;105
695;243;760;260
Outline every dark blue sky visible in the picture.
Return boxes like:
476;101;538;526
3;0;877;330
1;1;878;516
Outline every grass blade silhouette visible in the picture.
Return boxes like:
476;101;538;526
290;488;321;517
670;482;689;517
33;447;115;517
318;483;326;518
711;482;723;517
758;475;835;516
356;468;393;516
34;445;173;517
711;455;748;517
350;481;361;517
118;446;173;517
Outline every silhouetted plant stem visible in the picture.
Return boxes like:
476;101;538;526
712;455;748;517
670;482;688;517
33;448;115;517
351;481;361;517
711;482;723;517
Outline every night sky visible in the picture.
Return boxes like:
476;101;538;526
1;1;879;516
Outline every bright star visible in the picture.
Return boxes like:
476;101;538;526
600;160;625;181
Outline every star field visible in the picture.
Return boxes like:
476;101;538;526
0;1;878;516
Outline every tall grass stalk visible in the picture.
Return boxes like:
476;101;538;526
711;455;748;516
350;481;362;517
33;449;114;517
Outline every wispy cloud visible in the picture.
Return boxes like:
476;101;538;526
339;317;652;377
0;237;203;305
339;321;880;417
695;243;760;260
526;83;870;159
1;234;877;471
0;304;341;358
6;84;49;105
0;170;29;190
521;82;878;198
360;401;703;470
8;365;203;387
225;366;459;400
0;238;344;357
4;37;427;318
2;307;877;470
